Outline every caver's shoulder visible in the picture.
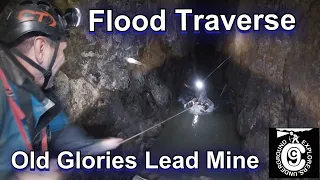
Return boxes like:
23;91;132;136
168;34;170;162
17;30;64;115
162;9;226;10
0;77;9;119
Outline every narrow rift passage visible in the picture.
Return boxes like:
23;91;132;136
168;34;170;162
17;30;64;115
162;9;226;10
142;31;243;179
138;5;247;174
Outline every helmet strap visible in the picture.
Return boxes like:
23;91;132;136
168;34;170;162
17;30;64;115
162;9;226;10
42;40;60;89
10;40;61;90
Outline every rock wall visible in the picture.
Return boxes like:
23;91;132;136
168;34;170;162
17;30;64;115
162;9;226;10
226;0;320;179
51;0;320;179
53;0;195;179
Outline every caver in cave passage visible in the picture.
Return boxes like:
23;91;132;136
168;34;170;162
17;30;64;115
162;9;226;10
178;80;216;115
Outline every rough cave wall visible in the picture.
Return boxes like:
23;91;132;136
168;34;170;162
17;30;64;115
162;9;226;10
53;0;194;179
226;0;320;179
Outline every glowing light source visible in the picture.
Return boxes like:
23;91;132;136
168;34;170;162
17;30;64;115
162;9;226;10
195;80;204;90
126;58;143;65
192;115;198;127
75;8;82;27
65;7;82;27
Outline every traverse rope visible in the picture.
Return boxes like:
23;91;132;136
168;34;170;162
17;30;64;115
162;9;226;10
118;54;232;145
119;108;191;145
202;55;232;82
86;54;233;155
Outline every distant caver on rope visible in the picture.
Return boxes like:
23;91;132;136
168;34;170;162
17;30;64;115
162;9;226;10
0;1;233;179
116;54;232;146
85;55;232;156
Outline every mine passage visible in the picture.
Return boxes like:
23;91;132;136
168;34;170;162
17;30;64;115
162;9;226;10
1;0;316;180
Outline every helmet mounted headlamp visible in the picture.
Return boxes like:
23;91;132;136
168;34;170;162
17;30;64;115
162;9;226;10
0;0;82;90
64;8;82;28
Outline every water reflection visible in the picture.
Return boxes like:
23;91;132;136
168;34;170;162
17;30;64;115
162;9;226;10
149;105;242;179
192;115;199;127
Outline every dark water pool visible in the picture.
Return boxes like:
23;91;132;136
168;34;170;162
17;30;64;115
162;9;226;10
144;104;244;179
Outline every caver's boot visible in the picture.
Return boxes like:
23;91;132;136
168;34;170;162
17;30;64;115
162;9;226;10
184;100;195;109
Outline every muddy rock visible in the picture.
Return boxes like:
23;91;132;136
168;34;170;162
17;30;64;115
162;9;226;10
147;71;171;107
226;0;320;179
53;0;193;179
55;71;100;121
242;130;269;164
54;0;191;120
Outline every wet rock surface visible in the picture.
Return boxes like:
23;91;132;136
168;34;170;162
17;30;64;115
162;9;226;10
53;0;194;179
226;0;320;179
51;0;320;179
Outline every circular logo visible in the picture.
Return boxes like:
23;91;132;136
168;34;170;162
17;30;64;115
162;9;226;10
275;132;312;176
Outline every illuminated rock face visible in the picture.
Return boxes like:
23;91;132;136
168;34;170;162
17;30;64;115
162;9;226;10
52;0;320;179
226;0;320;179
54;0;194;119
53;0;195;179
